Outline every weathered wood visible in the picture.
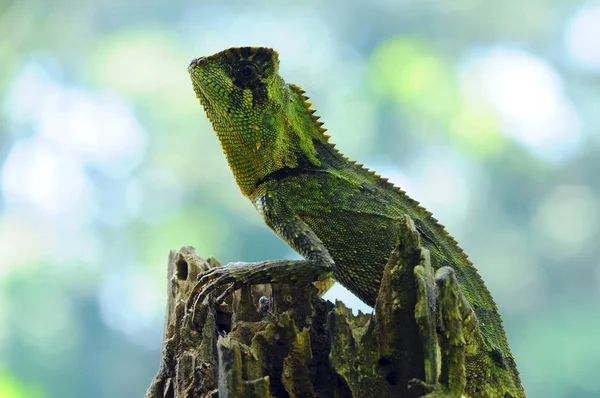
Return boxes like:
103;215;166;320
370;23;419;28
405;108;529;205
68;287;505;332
146;216;440;398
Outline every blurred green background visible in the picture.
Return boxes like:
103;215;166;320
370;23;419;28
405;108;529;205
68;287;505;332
1;0;599;397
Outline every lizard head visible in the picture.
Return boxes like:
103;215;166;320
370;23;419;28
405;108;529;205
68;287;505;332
189;47;326;197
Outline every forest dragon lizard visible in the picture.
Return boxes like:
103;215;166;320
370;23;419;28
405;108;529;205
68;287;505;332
186;46;525;397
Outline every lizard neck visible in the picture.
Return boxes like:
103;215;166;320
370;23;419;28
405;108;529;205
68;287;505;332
215;128;264;197
213;120;321;198
211;85;329;198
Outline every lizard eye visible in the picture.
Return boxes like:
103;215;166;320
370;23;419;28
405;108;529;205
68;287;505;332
235;63;259;81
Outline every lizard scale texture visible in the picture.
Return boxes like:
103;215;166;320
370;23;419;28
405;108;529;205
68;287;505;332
188;46;525;398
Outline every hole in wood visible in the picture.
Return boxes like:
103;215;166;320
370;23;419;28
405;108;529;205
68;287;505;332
378;356;399;385
176;258;189;280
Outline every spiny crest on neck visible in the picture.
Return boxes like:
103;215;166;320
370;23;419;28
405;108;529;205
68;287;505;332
289;83;466;261
289;83;331;142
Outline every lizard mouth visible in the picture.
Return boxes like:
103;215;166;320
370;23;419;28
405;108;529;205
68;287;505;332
188;63;212;110
192;83;212;112
189;75;225;127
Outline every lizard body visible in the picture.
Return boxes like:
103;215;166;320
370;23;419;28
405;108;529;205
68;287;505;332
188;47;525;397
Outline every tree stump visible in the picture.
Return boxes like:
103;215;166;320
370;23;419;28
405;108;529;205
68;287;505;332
146;216;439;398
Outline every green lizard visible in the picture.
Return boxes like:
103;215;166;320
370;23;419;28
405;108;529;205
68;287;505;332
187;46;525;397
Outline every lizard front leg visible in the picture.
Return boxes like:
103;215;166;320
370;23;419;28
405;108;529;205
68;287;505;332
185;209;336;313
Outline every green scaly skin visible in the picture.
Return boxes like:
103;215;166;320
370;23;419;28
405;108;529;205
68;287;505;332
187;47;525;398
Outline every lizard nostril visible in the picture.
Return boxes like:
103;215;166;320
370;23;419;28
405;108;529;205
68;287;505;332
189;57;206;69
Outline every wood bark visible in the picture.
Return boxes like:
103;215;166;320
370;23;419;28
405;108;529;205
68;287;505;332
145;216;437;398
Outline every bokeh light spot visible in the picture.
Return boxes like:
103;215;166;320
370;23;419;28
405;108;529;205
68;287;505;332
533;185;599;258
565;1;600;70
1;138;93;223
460;47;583;163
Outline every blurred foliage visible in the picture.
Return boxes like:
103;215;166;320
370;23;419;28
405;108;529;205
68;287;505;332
1;0;599;397
0;369;44;398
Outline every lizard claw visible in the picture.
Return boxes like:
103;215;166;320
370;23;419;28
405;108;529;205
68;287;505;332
185;266;247;322
216;282;243;303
